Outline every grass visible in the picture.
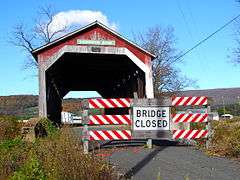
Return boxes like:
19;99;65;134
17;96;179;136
207;117;240;158
182;117;240;159
0;116;117;179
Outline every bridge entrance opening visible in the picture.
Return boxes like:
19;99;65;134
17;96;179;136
45;52;145;123
32;22;155;124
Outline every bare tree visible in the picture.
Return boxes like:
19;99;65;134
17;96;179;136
10;5;68;68
34;5;68;44
136;26;196;95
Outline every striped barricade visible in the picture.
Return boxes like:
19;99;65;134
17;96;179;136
172;130;208;139
172;113;208;123
89;130;132;141
172;96;207;106
84;98;132;143
89;115;131;125
88;98;131;109
171;96;209;140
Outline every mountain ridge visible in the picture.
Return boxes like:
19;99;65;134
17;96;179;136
1;87;240;117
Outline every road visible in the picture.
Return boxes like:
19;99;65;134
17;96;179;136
72;127;240;179
107;143;240;180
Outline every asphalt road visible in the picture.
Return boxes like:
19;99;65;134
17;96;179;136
108;144;240;180
72;127;240;180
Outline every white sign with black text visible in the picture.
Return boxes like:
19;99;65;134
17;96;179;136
133;107;170;131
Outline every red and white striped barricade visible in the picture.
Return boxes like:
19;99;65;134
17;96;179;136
171;96;209;140
172;130;208;139
88;98;131;109
172;96;207;106
172;113;208;123
89;130;131;141
85;98;132;141
84;97;210;141
89;115;131;125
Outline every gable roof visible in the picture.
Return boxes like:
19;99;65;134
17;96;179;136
31;21;156;59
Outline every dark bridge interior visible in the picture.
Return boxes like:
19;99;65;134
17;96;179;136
45;53;146;124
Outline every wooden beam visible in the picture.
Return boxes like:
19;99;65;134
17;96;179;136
38;61;47;117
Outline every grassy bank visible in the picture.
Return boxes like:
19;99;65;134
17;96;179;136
207;117;240;158
0;116;116;179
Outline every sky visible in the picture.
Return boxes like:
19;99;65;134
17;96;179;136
0;0;240;98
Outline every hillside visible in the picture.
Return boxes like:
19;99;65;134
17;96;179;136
0;95;38;119
1;87;240;118
0;95;83;119
178;87;240;106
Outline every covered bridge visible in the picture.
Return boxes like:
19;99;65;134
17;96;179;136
32;21;155;124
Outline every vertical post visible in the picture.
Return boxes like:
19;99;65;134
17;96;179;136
131;92;137;142
147;138;152;149
206;106;212;149
145;58;154;98
38;62;47;117
82;110;89;154
222;96;226;119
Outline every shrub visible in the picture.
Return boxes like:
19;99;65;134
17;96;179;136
11;156;45;180
34;118;58;138
0;138;29;179
0;115;21;142
0;117;116;179
209;119;240;157
35;127;116;179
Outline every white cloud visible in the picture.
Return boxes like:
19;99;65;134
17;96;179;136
48;10;117;34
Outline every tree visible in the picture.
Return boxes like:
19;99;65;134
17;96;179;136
136;26;196;95
10;5;68;68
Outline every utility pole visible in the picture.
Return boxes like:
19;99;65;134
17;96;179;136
238;96;240;116
222;96;225;119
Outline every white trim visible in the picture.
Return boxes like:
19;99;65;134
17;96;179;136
41;45;154;99
43;46;148;74
38;65;47;117
123;48;148;73
145;64;154;98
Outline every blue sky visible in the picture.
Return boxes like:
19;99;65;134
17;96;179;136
0;0;240;98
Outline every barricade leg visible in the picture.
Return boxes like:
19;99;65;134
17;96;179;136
206;106;212;149
82;110;89;154
147;138;152;149
83;139;89;154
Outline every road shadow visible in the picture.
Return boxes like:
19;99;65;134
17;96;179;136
89;139;147;152
123;147;165;179
123;140;174;179
89;139;180;152
152;139;178;146
89;139;180;178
